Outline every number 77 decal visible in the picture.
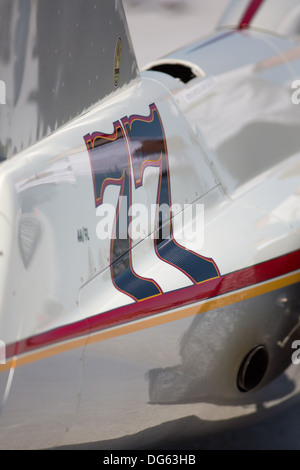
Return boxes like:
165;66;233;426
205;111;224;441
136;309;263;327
84;103;219;302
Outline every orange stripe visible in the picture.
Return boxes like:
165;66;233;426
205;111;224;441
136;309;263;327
1;270;299;372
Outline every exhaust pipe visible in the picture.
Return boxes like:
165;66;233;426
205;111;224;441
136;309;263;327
237;345;269;392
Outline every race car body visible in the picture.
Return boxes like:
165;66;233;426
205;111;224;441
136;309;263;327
0;0;299;449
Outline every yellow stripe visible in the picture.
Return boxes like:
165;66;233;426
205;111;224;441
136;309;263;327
86;270;300;345
1;271;299;372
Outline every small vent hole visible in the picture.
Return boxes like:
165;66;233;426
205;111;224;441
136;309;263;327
148;63;197;84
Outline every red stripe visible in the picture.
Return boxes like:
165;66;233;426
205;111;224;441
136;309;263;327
238;0;265;29
5;249;300;360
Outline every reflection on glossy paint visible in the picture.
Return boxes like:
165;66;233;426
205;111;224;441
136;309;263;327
148;283;300;404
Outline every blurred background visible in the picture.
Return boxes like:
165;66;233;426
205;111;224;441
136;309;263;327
123;0;231;68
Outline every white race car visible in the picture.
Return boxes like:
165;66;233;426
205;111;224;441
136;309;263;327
0;0;299;449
